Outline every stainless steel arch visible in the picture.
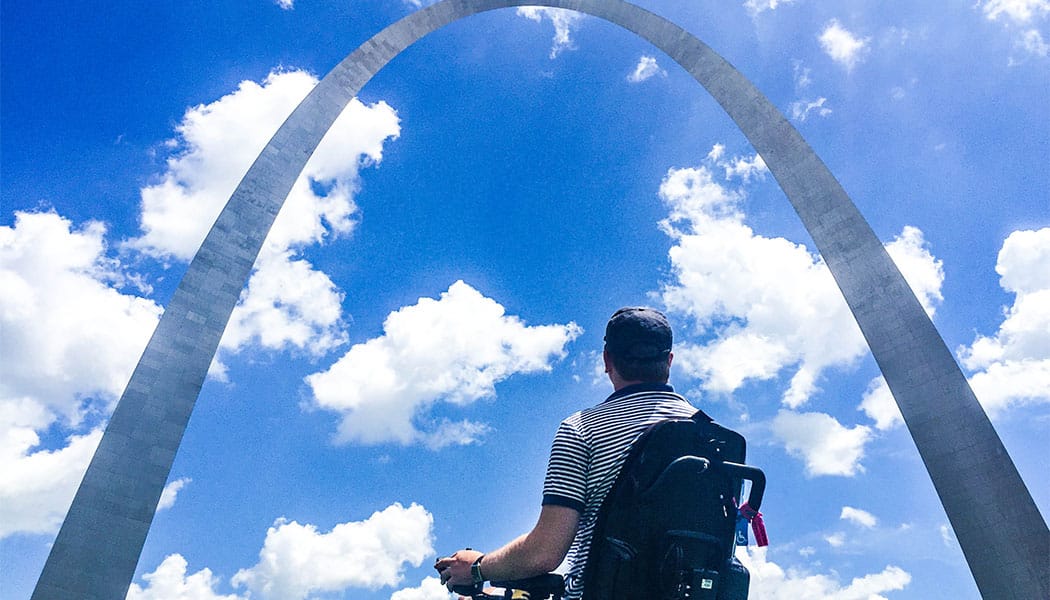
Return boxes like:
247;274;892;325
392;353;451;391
34;1;1047;598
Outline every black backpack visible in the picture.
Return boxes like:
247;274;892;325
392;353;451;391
582;410;765;599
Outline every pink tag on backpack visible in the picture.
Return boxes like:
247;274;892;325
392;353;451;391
739;502;768;547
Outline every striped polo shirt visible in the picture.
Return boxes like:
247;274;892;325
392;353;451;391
542;383;697;599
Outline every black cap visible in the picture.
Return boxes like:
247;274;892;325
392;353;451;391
604;307;672;359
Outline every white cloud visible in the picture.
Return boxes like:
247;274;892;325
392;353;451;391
274;0;293;10
0;66;403;539
739;547;910;599
158;477;192;512
0;425;102;537
660;160;852;407
1018;28;1050;56
516;7;584;59
627;55;666;83
840;506;878;528
701;146;768;182
940;524;957;547
129;70;312;261
306;281;581;447
705;144;726;162
217;250;347;358
744;0;796;16
673;334;793;395
390;577;454;600
0;66;403;537
232;503;435;599
128;554;244;600
966;360;1050;413
993;228;1050;296
981;0;1050;23
703;144;769;182
824;532;847;547
126;69;400;365
819;20;870;70
0;211;163;539
658;156;943;407
572;350;607;387
1;211;162;425
858;376;904;430
131;504;438;599
792;61;812;89
885;225;944;317
722;154;769;183
790;97;832;122
771;410;872;477
958;228;1050;414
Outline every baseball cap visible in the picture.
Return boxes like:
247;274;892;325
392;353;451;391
604;307;672;359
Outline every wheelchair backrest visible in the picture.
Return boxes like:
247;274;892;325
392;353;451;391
582;410;760;599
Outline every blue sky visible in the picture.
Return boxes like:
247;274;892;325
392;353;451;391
2;0;1048;598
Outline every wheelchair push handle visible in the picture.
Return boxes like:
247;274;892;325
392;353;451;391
639;456;711;502
638;456;766;513
720;460;766;511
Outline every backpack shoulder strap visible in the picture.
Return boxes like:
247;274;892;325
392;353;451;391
690;409;746;464
690;409;714;424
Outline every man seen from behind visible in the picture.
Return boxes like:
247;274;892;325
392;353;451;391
436;307;698;599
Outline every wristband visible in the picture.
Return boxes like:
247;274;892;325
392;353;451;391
471;554;486;585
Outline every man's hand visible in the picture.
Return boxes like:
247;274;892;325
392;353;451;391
434;548;483;590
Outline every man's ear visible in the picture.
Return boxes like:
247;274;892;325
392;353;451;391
602;348;611;374
667;351;674;368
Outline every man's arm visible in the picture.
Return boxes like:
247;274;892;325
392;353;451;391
436;504;580;588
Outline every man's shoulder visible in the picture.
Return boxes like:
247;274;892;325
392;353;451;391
579;389;695;419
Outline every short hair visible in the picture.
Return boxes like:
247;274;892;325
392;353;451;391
608;352;671;383
604;307;673;383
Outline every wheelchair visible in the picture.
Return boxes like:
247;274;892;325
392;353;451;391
452;411;767;600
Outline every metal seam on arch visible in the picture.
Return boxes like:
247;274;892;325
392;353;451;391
33;1;1048;598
